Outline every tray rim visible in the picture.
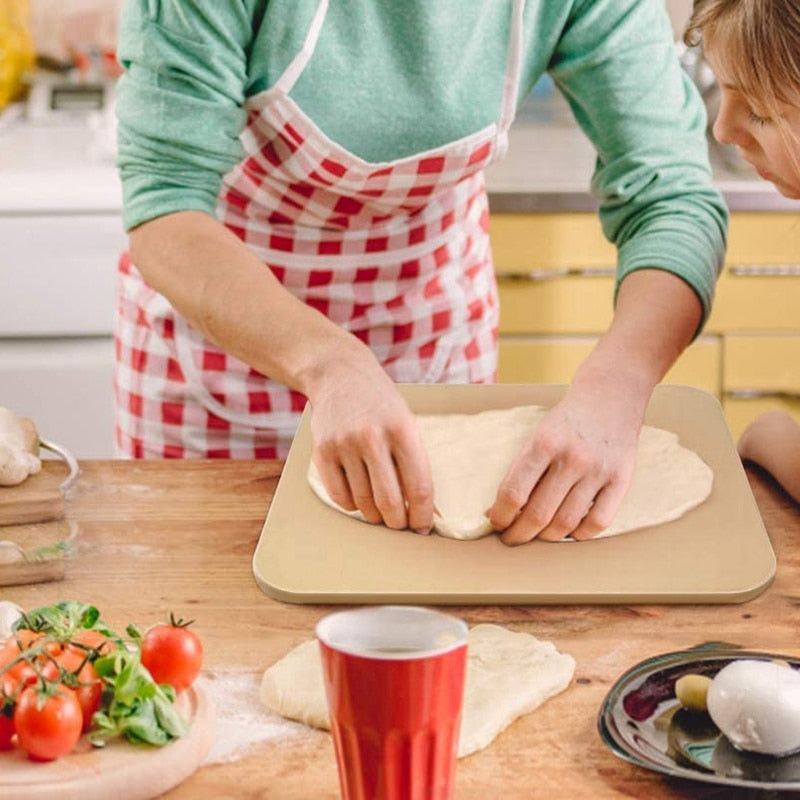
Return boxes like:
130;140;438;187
252;383;776;605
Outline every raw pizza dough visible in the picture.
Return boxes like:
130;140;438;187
307;404;713;540
259;623;575;758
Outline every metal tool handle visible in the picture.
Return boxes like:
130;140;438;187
39;439;80;493
729;264;800;276
496;265;616;281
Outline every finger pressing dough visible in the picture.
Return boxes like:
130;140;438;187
307;405;713;540
259;623;575;758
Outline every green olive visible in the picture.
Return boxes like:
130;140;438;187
675;674;713;712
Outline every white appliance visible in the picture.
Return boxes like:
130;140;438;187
0;115;125;457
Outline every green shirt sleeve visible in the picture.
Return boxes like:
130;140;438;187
115;0;257;230
116;0;727;335
548;0;728;329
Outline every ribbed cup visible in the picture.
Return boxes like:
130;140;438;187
317;606;468;800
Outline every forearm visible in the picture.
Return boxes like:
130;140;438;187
128;211;366;399
738;412;800;503
570;269;702;411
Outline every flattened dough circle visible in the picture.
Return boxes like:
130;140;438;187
307;405;713;540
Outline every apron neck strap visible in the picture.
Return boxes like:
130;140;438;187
275;0;526;134
274;0;329;94
499;0;526;133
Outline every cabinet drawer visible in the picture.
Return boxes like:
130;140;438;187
490;213;615;276
491;211;800;273
497;275;615;334
707;272;800;332
723;335;800;393
498;336;594;383
723;396;800;442
726;213;800;264
498;335;721;395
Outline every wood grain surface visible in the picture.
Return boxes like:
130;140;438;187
0;459;68;526
3;459;800;800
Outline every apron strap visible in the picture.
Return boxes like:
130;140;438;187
274;0;329;94
276;0;524;133
499;0;526;133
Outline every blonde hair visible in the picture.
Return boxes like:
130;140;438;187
684;0;800;116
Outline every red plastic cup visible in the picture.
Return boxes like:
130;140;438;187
316;605;468;800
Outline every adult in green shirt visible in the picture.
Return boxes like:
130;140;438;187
115;0;727;544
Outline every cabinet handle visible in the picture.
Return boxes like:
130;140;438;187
726;389;800;400
496;266;616;281
729;264;800;276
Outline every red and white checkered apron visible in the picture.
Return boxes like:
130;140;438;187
115;0;525;458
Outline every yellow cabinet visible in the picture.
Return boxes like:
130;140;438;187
490;210;800;438
722;334;800;440
498;335;721;396
724;397;800;442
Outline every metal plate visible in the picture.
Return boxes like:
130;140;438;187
599;645;800;790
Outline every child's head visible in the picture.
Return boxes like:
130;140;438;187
685;0;800;198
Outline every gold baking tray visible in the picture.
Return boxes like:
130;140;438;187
252;384;775;605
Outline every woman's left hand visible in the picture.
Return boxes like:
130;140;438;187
486;268;704;544
486;371;645;543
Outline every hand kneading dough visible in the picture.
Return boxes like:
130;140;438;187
307;404;713;540
259;623;575;758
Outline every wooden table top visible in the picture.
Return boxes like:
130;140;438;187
4;459;800;800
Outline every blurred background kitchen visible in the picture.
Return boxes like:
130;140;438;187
0;0;797;459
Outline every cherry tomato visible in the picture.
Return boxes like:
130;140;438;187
0;639;17;670
141;620;203;692
70;629;115;657
11;630;44;650
0;631;64;687
47;647;102;732
0;674;17;750
0;640;40;687
0;710;14;750
72;663;102;733
14;684;82;761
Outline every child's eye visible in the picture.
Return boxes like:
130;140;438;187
748;110;770;126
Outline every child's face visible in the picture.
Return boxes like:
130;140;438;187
706;50;800;199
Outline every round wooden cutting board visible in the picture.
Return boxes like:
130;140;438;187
0;685;214;800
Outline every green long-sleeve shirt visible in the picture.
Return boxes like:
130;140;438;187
116;0;728;323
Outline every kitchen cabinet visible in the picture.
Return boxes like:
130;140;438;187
490;211;800;440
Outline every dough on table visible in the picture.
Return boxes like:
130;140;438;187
307;404;713;540
259;623;575;758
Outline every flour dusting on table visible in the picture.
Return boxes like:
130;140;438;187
199;668;304;764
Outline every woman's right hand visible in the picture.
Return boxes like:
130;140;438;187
129;213;435;530
307;347;435;534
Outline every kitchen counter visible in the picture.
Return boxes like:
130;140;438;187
0;99;792;215
5;458;800;799
485;120;797;213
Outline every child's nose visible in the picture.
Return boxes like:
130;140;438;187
712;100;750;149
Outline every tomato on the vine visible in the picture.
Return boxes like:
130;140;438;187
70;628;115;657
72;664;103;732
140;618;203;692
14;683;82;762
54;648;103;732
0;674;17;750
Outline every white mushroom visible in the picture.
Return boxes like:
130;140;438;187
0;600;23;642
0;407;41;486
